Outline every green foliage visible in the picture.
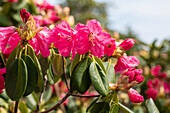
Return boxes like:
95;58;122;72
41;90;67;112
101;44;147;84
89;62;109;96
5;58;28;101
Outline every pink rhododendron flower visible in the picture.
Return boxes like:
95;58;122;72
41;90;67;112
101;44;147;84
52;20;76;58
119;38;135;50
151;65;161;76
0;64;6;94
35;0;54;11
29;27;51;57
147;78;160;88
115;56;140;74
104;38;116;56
128;88;144;103
0;27;16;53
8;0;18;3
145;88;158;100
75;19;113;58
158;72;167;78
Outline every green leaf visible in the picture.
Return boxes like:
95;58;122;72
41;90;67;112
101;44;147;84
146;98;160;113
89;62;109;96
42;86;53;103
12;0;27;10
6;45;21;70
52;54;66;77
118;102;134;113
70;53;81;76
5;58;28;101
27;45;44;92
86;96;102;112
70;57;92;93
21;55;38;96
38;54;49;75
103;61;115;83
19;101;28;113
47;62;60;84
93;56;106;73
90;102;110;113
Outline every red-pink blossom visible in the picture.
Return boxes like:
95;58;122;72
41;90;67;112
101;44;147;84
75;19;113;58
115;56;140;74
163;82;170;93
119;38;135;50
20;9;31;23
145;88;158;100
147;78;160;89
158;72;167;78
151;65;161;76
52;20;76;58
35;0;54;11
104;38;116;56
0;64;6;94
29;27;51;57
128;88;144;103
8;0;18;3
0;27;16;52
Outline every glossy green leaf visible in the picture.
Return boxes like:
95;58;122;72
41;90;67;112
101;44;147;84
146;98;160;113
5;59;28;101
19;101;28;113
6;45;21;70
21;55;38;96
110;104;119;113
27;45;44;92
118;102;134;113
90;102;110;113
70;57;92;93
38;54;49;75
47;62;60;84
70;53;81;76
89;62;109;96
52;54;66;77
93;56;106;73
103;62;115;83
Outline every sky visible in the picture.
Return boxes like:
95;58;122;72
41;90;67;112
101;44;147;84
48;0;170;44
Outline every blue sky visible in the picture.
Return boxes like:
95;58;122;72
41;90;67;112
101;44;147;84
48;0;170;43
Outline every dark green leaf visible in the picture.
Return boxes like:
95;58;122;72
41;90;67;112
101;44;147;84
47;62;60;84
70;57;92;93
21;55;38;96
118;102;134;113
146;98;160;113
90;102;110;113
27;45;44;92
70;53;81;76
5;58;28;101
86;96;102;112
89;62;109;96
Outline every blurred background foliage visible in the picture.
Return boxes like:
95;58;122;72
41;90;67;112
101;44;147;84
0;0;169;113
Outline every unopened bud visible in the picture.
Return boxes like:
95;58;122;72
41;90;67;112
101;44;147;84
20;9;31;23
128;88;144;103
119;38;135;51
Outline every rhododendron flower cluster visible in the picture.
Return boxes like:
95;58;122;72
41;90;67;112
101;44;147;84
0;63;6;94
0;9;144;107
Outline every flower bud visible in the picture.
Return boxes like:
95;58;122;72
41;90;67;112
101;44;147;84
20;9;31;23
119;38;135;50
134;75;144;84
128;88;144;103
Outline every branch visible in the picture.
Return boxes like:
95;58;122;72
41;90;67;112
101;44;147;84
39;92;71;113
34;75;48;112
70;93;100;98
62;56;70;91
14;100;19;113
